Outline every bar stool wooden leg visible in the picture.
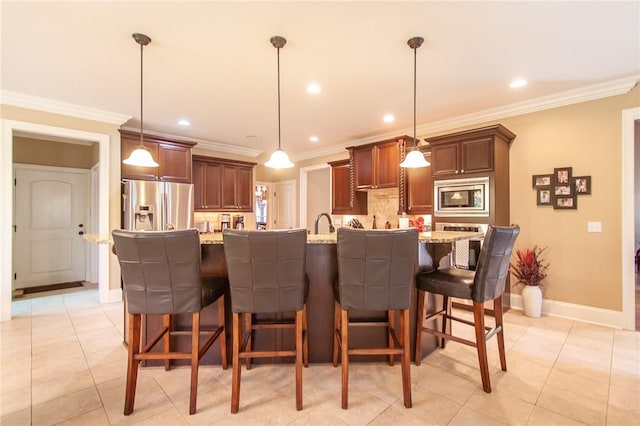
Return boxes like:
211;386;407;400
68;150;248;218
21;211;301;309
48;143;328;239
244;313;253;370
295;309;304;410
473;302;491;393
494;295;507;372
124;313;142;415
332;300;340;367
217;296;228;370
189;312;200;415
388;309;395;366
231;312;242;413
302;304;309;367
163;314;171;371
441;296;449;349
340;308;349;409
400;308;412;408
414;289;425;366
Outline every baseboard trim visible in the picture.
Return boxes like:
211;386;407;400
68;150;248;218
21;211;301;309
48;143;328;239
509;294;626;329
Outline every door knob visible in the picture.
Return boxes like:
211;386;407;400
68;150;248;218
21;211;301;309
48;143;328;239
79;224;84;228
78;231;85;235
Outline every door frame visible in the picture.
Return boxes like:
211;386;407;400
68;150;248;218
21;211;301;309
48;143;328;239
1;120;110;321
299;163;330;230
622;107;639;330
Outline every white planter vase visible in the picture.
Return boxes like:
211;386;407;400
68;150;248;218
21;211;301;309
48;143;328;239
521;285;542;318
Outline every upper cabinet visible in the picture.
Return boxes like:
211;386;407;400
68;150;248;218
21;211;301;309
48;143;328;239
399;148;433;215
192;155;255;212
348;137;407;190
120;130;195;183
426;125;515;178
328;159;367;215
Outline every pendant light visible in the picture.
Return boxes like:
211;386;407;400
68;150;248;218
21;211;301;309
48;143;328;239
123;33;159;168
400;36;430;169
265;35;294;169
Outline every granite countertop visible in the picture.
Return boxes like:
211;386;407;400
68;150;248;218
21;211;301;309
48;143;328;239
199;230;483;244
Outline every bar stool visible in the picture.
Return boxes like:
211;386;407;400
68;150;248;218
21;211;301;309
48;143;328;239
112;229;228;415
333;227;418;409
222;228;309;413
414;225;519;393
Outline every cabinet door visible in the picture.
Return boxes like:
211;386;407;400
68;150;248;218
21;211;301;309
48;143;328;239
431;143;459;177
332;162;352;214
158;143;192;183
193;160;205;210
374;140;399;188
121;138;159;181
406;152;433;214
204;163;222;210
221;165;238;210
235;166;253;211
460;138;493;174
353;146;374;189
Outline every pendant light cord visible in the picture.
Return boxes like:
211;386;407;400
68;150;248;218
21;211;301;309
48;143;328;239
413;44;417;148
139;41;144;147
277;46;282;150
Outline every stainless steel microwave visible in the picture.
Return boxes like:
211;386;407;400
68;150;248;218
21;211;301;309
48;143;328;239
434;177;490;217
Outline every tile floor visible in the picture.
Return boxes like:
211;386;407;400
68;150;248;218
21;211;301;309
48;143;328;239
1;284;639;426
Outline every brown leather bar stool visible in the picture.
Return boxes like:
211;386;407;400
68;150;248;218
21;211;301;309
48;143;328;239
112;229;228;415
333;227;418;409
414;225;520;393
222;228;309;413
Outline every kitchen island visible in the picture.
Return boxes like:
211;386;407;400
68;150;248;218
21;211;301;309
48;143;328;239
142;230;482;365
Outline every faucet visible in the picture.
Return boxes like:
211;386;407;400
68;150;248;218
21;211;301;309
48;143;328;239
314;212;336;234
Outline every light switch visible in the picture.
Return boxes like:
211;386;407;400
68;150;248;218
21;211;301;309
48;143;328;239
587;221;602;233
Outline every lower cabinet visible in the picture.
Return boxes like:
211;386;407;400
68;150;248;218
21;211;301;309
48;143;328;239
193;155;255;212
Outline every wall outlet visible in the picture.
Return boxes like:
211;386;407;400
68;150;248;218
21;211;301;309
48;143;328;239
587;221;602;233
334;218;342;225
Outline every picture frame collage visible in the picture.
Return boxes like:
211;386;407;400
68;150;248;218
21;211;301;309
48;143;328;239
532;166;591;209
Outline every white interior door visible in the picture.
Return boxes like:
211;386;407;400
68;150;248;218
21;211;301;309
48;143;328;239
274;180;296;230
13;165;88;289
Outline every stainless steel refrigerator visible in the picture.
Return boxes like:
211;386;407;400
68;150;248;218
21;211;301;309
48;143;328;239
122;180;194;231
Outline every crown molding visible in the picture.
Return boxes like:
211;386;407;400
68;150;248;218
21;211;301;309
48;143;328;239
0;90;131;125
294;74;640;160
416;74;640;135
120;126;263;158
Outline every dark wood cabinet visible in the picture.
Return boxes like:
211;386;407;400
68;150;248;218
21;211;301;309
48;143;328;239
402;149;433;214
120;130;195;183
427;127;512;178
348;138;401;189
193;155;255;212
328;159;367;215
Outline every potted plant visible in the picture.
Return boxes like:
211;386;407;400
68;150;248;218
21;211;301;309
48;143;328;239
509;246;549;317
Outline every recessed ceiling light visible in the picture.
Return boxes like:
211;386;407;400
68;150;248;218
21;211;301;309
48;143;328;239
309;136;319;142
509;79;527;88
177;119;190;126
307;83;321;94
383;114;395;123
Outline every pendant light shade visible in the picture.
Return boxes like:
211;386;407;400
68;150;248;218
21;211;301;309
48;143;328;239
123;33;158;168
400;36;430;169
265;35;294;169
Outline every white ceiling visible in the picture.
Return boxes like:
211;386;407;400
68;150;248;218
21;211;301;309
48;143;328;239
2;1;639;161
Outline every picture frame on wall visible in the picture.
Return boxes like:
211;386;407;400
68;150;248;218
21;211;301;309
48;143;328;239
537;188;552;206
554;166;572;184
554;196;577;209
532;174;553;188
574;176;591;194
554;184;574;196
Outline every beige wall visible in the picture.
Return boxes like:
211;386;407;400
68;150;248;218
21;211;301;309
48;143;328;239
14;136;97;169
2;104;123;294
